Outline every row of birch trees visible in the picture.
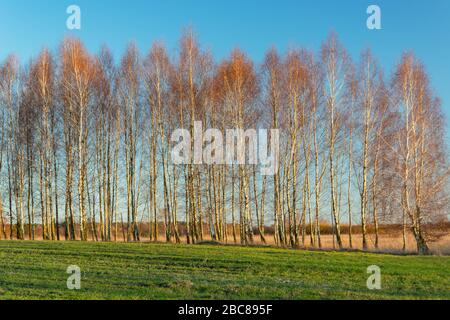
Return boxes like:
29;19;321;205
0;30;448;254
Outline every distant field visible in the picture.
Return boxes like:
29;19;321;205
0;241;449;300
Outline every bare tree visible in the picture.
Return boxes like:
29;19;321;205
321;33;350;249
388;53;449;254
60;38;96;241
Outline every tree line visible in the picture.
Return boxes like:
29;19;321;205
0;29;448;255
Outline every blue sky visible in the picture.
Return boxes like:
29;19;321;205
1;0;449;135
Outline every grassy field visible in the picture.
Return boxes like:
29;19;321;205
0;241;449;300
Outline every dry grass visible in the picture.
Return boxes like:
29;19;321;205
164;230;450;255
2;223;449;255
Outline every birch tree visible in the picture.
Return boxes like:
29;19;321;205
321;34;350;249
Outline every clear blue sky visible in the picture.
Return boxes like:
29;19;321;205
1;0;449;136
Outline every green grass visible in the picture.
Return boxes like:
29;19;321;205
0;241;448;300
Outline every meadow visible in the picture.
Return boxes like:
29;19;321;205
0;241;448;300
